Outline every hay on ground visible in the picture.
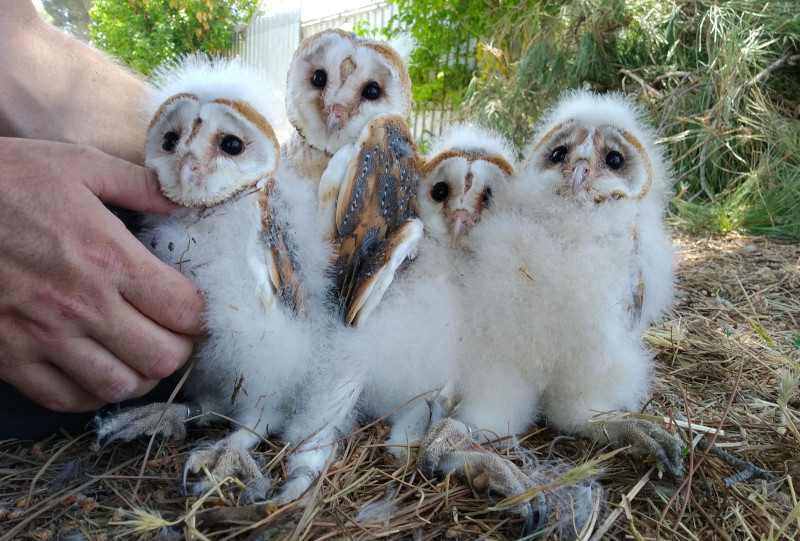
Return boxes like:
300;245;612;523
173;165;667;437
1;232;798;540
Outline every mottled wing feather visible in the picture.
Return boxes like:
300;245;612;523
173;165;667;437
630;224;644;328
332;114;421;325
258;182;308;316
345;217;423;326
319;144;359;239
632;271;644;327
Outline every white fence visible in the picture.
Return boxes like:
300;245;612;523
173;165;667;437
230;3;451;144
230;9;300;92
301;2;396;39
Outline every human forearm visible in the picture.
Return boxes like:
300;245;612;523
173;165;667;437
0;1;149;164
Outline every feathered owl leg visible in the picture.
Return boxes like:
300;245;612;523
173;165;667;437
539;330;685;478
94;401;201;443
269;374;363;506
383;383;458;463
384;396;439;463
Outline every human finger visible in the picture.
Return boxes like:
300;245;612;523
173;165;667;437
6;362;106;413
89;294;197;381
50;335;162;406
79;146;177;216
120;251;207;337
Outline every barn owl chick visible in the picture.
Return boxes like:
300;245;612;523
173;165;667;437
522;89;675;331
319;116;599;537
418;123;516;247
97;55;338;503
442;90;682;481
144;54;282;207
282;29;413;184
320;128;465;463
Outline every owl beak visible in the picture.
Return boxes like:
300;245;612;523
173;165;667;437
447;208;475;247
180;156;200;192
325;104;349;137
570;159;591;195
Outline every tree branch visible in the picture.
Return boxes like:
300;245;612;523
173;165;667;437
619;68;664;100
736;53;800;101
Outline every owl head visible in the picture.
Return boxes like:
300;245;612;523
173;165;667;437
522;90;672;204
285;29;412;156
145;55;281;206
418;123;516;246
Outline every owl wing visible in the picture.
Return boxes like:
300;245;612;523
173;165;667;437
343;217;423;326
331;114;422;326
318;143;359;239
256;182;308;316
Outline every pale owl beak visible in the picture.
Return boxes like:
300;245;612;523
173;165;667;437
180;156;200;192
325;104;349;137
447;208;475;247
570;159;591;195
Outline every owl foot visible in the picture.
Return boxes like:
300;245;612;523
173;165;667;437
595;416;684;478
418;418;604;538
94;402;200;443
184;432;266;499
416;417;472;478
417;418;534;498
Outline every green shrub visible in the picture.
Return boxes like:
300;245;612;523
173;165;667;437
384;0;800;239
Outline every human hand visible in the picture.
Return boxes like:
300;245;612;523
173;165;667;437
0;138;206;412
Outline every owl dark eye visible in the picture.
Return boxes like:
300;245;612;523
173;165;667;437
606;151;624;169
220;135;244;156
482;187;493;207
550;146;568;163
310;69;327;88
431;182;449;202
162;131;180;152
361;81;381;101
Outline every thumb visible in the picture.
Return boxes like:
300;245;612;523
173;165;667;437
85;148;177;215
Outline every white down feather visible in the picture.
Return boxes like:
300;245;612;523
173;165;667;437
453;90;676;440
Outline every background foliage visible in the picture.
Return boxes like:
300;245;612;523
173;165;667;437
47;0;800;239
383;0;800;240
41;0;92;41
88;0;259;75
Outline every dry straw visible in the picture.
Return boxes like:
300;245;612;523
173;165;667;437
2;232;798;540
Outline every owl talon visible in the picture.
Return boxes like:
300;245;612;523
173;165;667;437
597;417;684;478
519;493;548;538
184;436;265;497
